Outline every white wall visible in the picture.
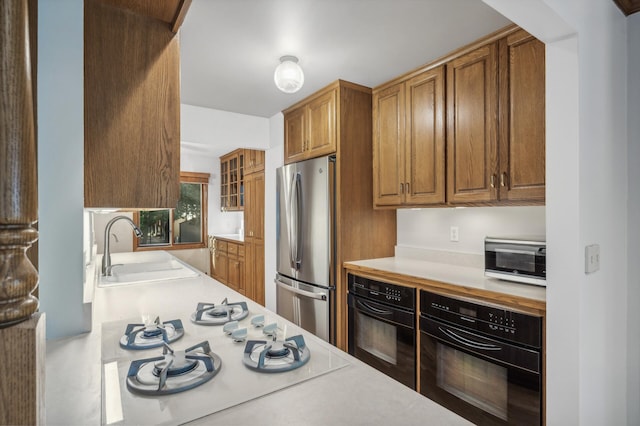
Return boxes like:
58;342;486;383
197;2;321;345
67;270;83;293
396;206;545;254
264;113;285;312
484;0;630;424
627;11;640;425
180;104;270;236
38;0;87;340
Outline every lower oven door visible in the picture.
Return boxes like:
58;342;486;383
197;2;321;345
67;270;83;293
347;293;415;389
420;316;541;425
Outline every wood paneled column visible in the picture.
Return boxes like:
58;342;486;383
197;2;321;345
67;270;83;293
0;0;45;424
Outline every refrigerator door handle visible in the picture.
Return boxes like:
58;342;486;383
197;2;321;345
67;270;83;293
289;172;303;270
275;279;327;301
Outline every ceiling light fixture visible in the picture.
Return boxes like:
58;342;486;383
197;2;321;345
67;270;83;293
274;55;304;94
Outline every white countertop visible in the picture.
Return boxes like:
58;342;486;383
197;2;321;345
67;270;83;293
212;233;244;243
46;251;470;425
344;256;546;304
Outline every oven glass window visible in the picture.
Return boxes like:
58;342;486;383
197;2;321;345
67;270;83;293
356;312;397;365
436;343;508;421
496;251;535;273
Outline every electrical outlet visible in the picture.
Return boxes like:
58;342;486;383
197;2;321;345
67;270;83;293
585;244;600;273
450;226;459;242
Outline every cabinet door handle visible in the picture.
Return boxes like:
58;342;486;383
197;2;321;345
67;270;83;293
406;182;410;195
400;183;404;194
490;174;496;188
500;172;507;187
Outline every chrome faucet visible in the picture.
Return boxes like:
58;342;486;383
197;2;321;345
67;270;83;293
102;215;143;276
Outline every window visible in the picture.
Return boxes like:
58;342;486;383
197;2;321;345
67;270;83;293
133;172;209;251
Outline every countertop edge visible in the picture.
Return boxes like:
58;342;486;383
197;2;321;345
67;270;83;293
343;259;546;314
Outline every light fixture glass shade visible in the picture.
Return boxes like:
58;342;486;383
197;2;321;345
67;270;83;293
274;56;304;93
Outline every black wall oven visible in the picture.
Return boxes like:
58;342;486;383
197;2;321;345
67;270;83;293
347;274;416;389
420;290;543;425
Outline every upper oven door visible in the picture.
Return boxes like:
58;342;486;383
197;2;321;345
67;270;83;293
347;294;415;389
420;315;541;425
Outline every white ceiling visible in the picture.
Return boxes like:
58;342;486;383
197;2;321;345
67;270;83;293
179;0;512;119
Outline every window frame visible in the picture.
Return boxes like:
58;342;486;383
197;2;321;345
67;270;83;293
133;171;209;251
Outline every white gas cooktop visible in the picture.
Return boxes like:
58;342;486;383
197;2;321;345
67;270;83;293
101;305;349;425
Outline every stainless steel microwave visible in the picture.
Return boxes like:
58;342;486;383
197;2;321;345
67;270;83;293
485;237;546;286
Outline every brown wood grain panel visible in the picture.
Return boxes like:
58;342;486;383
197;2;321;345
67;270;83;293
283;107;306;164
84;0;180;208
406;65;446;205
244;171;265;305
613;0;640;15
99;0;181;24
306;89;337;158
499;30;546;202
335;83;397;350
0;313;45;425
0;0;39;326
447;43;498;204
372;83;405;206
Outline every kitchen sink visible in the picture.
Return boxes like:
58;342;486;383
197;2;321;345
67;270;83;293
98;251;199;286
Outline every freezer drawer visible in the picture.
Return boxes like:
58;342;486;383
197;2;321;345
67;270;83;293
275;274;333;344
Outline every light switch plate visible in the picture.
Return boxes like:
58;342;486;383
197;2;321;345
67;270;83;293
585;244;600;273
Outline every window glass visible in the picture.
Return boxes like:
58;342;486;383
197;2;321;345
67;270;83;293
175;182;202;244
139;210;170;246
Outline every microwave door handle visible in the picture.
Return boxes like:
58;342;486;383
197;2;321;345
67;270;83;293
494;248;537;255
438;327;502;351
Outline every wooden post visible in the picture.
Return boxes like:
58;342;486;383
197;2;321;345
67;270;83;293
0;0;44;424
0;0;39;325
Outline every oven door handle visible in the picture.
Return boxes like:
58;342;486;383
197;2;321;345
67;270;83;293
439;326;502;351
356;299;394;316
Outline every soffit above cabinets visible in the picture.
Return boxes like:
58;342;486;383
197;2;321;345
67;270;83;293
613;0;640;15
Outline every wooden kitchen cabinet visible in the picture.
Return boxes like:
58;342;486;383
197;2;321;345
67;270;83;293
244;149;265;174
244;171;265;305
497;30;546;202
227;242;245;296
219;149;244;211
373;65;446;208
84;0;189;208
446;42;499;204
373;25;545;208
211;237;246;295
211;239;228;283
283;85;337;164
219;148;265;210
447;27;545;205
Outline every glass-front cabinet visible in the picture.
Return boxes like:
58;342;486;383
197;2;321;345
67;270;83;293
220;149;244;211
220;149;263;211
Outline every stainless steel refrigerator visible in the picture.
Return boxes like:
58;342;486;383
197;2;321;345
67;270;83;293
276;155;336;344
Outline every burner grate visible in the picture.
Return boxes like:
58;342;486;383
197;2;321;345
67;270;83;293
243;335;310;373
119;317;184;350
126;341;222;395
190;298;249;325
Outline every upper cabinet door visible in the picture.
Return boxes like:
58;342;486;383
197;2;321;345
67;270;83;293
446;43;499;204
373;83;405;207
498;30;546;202
284;107;307;163
405;65;446;205
306;89;337;159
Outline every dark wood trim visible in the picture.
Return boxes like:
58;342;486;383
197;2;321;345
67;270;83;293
613;0;640;15
171;0;192;33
